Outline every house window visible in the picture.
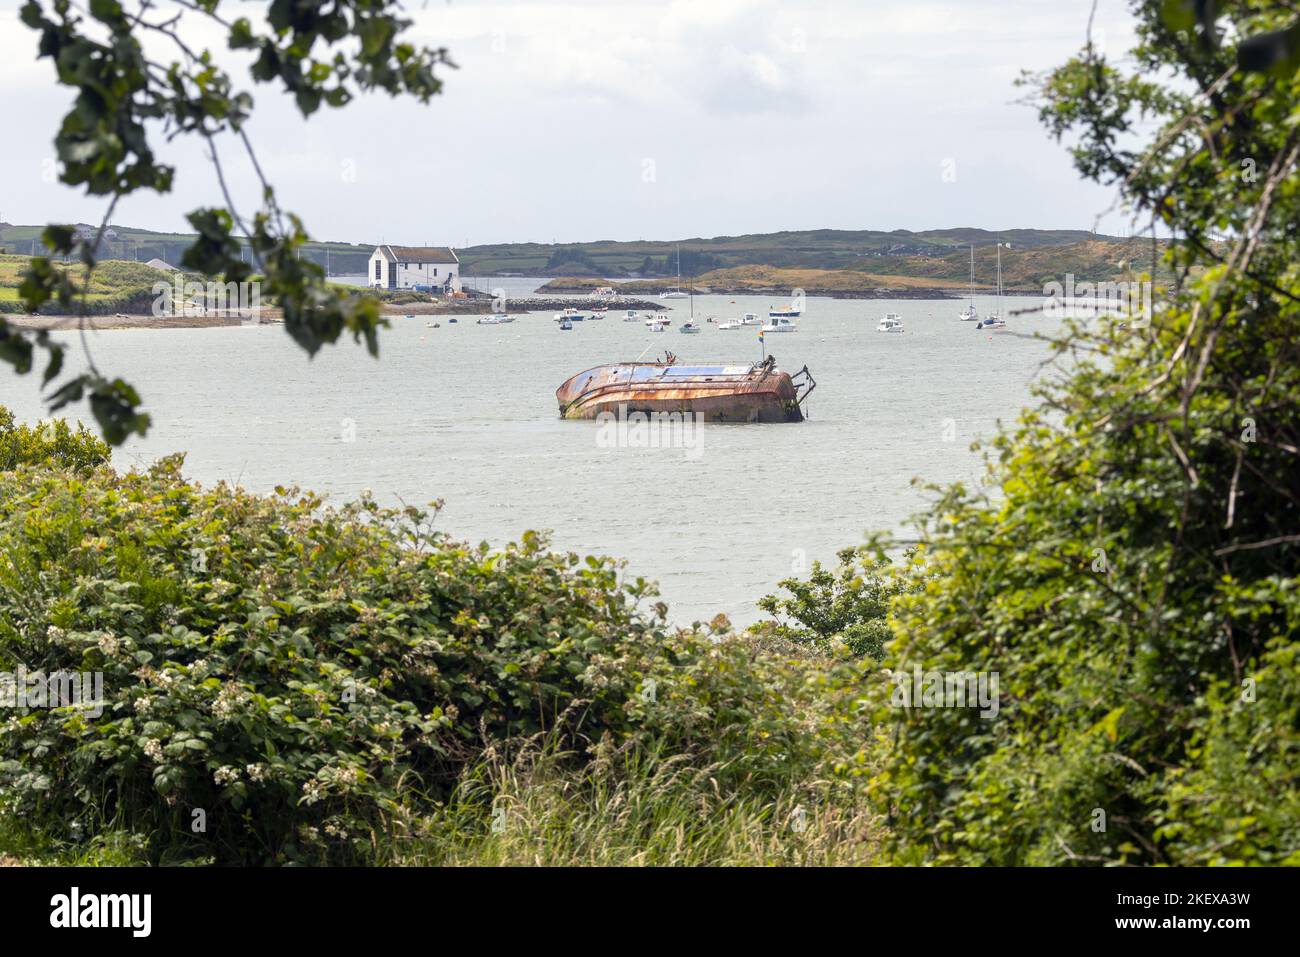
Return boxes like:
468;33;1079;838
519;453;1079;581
433;268;438;277
374;259;381;280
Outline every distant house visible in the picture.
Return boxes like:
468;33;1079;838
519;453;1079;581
73;223;118;243
145;258;178;272
368;245;460;292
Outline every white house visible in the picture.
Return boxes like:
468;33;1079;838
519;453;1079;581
369;245;461;292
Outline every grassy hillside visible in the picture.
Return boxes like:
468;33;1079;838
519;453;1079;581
1;222;1132;279
0;224;376;276
0;254;176;314
541;265;961;297
457;227;1123;276
540;239;1171;296
852;238;1173;289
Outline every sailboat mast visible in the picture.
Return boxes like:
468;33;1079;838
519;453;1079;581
969;244;975;307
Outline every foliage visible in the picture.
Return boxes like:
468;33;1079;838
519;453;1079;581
6;1;455;442
877;1;1300;865
393;733;883;866
0;457;874;864
756;547;911;659
0;406;110;475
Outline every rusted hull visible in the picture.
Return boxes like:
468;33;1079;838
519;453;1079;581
556;362;806;423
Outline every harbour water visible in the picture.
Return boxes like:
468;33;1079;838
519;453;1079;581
1;292;1061;625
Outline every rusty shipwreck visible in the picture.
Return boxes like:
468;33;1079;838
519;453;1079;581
556;354;815;423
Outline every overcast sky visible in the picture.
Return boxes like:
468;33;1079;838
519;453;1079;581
0;0;1140;246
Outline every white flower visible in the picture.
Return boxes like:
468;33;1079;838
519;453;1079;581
214;765;241;786
143;739;164;762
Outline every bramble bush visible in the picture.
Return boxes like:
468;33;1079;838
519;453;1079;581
870;1;1300;865
0;436;874;863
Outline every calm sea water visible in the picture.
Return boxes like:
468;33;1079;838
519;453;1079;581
1;291;1060;625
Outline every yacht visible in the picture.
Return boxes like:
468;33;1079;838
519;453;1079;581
979;243;1010;331
739;312;762;326
877;313;904;333
768;306;803;319
760;317;798;333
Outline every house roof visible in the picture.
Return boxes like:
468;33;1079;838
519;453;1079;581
377;244;458;263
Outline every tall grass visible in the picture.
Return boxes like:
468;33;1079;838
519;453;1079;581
389;737;883;867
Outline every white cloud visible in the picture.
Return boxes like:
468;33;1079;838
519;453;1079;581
0;0;1140;243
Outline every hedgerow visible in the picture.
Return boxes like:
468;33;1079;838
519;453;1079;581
0;449;873;863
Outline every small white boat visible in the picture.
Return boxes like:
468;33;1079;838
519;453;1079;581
589;308;607;320
679;320;701;334
426;321;440;328
739;312;762;326
623;310;641;322
477;314;516;325
977;316;1006;331
877;313;904;333
760;317;798;333
559;317;573;331
717;318;743;330
645;314;672;328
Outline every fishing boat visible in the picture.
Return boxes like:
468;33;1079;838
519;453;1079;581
739;312;762;326
959;244;979;321
717;318;743;330
646;314;672;329
760;316;798;333
556;355;816;423
554;307;585;323
624;310;641;322
477;314;514;325
679;320;701;334
559;317;573;331
589;307;607;320
877;313;904;333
